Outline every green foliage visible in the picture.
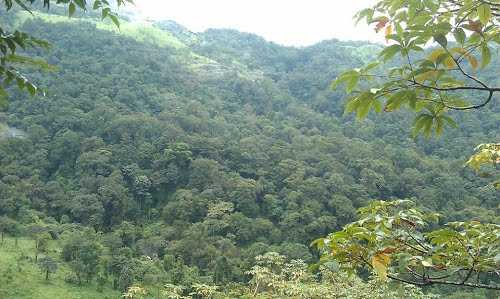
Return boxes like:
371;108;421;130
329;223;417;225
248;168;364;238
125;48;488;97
466;143;500;189
0;0;132;102
242;252;435;298
124;252;435;298
38;256;58;280
334;0;499;137
61;229;102;284
314;200;500;290
0;6;498;299
0;237;121;298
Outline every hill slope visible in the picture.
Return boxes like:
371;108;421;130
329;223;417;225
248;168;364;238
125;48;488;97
0;10;498;297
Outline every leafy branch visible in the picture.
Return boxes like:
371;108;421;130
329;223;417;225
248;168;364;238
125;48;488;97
0;0;134;107
312;200;500;290
334;0;499;137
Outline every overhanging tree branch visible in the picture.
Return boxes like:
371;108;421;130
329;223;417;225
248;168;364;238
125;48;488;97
388;273;500;290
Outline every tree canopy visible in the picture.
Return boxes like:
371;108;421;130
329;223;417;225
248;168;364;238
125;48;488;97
0;1;498;298
0;0;132;107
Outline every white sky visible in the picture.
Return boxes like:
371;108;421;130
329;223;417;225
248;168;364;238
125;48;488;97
130;0;382;46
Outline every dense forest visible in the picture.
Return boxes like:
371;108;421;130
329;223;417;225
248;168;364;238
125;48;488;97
0;4;498;299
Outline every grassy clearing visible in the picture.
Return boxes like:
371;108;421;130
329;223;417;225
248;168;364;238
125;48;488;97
0;237;121;299
16;11;186;49
12;11;259;82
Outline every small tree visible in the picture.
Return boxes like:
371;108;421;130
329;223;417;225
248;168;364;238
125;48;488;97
190;283;218;299
161;284;189;299
62;229;102;284
38;256;57;280
0;216;15;245
38;233;51;261
123;285;148;299
27;224;51;263
245;252;434;298
10;221;21;247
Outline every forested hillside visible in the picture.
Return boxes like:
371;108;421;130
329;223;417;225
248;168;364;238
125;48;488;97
0;7;498;298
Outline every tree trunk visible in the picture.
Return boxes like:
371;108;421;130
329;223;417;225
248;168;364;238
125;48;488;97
45;270;49;281
35;240;38;262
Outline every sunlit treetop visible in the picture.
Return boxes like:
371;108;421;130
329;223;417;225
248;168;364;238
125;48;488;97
334;0;499;138
466;143;500;188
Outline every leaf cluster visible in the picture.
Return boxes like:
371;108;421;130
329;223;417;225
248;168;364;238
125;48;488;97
334;0;499;137
313;199;500;290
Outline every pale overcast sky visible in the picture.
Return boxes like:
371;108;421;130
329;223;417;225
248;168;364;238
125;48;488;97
130;0;382;46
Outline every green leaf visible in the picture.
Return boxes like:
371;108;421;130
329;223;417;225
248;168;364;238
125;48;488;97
467;33;481;45
102;7;110;19
26;82;37;96
356;100;371;119
5;39;16;53
109;14;121;28
379;44;402;61
413;114;432;137
423;0;439;12
433;34;447;48
435;117;444;136
435;22;452;34
372;99;382;113
481;45;491;68
441;115;457;128
355;8;374;25
477;4;491;25
453;28;466;44
310;238;326;249
332;70;359;91
16;77;25;90
346;75;359;94
364;61;380;72
13;0;33;14
0;88;8;111
345;98;360;114
0;99;7;111
355;92;374;119
93;0;101;10
386;90;410;111
422;117;433;138
69;2;76;17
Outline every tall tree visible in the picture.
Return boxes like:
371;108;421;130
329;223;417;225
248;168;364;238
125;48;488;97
38;256;58;280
